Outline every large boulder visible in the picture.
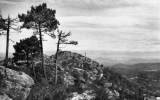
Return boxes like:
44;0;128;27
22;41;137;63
0;66;34;100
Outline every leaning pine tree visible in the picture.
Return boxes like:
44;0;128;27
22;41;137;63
54;29;78;84
18;3;59;79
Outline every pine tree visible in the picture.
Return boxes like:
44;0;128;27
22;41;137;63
54;29;78;84
18;3;59;79
13;35;41;79
0;15;19;76
13;35;40;64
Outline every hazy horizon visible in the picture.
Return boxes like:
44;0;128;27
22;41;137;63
1;50;160;65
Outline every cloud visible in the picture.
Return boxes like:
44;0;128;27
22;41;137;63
49;0;159;11
49;0;160;18
51;0;138;9
0;0;25;4
60;13;159;31
58;9;160;51
5;0;24;2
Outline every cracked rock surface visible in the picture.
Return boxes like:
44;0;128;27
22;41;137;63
0;66;34;100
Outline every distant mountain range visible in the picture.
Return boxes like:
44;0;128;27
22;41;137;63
96;57;160;66
110;62;160;75
75;50;160;66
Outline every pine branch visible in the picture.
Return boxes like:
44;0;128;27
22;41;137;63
9;39;16;43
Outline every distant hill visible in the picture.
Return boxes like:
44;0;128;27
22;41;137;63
109;62;160;96
110;63;160;75
72;50;160;66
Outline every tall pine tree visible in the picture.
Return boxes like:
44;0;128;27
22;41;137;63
18;3;59;79
0;15;19;75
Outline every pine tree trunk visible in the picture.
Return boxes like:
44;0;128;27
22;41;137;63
54;33;61;84
31;53;36;81
38;24;47;79
5;16;10;77
26;53;29;67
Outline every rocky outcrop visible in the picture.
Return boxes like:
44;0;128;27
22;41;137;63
0;66;34;100
61;62;119;100
67;90;95;100
44;51;121;100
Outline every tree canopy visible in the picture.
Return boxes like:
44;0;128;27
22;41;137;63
18;3;59;34
13;35;41;63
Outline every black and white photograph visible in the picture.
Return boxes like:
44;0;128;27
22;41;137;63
0;0;160;100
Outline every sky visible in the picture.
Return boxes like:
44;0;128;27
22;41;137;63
0;0;160;54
